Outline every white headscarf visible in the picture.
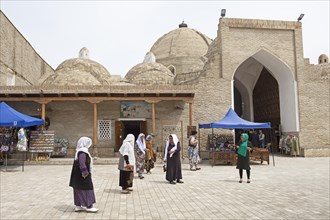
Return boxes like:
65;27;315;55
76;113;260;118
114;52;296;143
136;133;146;154
164;134;179;160
119;134;136;166
74;137;93;173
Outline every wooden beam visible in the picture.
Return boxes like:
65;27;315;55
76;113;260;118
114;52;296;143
0;96;194;102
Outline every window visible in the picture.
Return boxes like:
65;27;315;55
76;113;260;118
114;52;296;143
98;120;111;140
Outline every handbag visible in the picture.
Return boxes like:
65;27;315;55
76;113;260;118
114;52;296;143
163;164;167;172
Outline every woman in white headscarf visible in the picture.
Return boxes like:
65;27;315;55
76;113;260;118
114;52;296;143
145;135;155;174
164;134;183;184
69;137;98;213
135;133;146;179
118;134;135;194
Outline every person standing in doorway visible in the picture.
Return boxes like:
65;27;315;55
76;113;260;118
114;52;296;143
164;134;183;184
259;130;265;148
135;133;146;179
188;130;201;171
236;133;253;183
118;134;135;194
145;135;155;174
69;137;98;213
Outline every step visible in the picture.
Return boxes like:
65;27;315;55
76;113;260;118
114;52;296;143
5;157;120;165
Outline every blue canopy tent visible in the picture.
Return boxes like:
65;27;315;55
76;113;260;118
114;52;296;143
199;108;271;129
0;102;44;127
198;108;274;166
0;102;44;171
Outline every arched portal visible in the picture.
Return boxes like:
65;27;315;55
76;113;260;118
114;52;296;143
233;49;299;134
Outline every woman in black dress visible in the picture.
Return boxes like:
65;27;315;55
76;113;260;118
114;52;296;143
69;137;98;212
236;133;253;183
163;134;183;184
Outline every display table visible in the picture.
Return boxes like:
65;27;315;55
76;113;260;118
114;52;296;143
250;148;269;164
209;151;237;167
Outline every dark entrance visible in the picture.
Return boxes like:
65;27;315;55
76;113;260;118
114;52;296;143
123;121;141;140
115;120;148;151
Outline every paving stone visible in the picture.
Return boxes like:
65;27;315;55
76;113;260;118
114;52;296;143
0;156;329;219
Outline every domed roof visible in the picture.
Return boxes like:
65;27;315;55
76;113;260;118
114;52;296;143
125;52;174;85
150;22;212;59
42;48;112;86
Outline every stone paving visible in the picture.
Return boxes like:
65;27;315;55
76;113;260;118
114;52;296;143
0;156;329;220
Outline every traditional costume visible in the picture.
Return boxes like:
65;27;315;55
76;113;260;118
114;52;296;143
118;134;135;193
164;134;183;184
236;133;253;183
145;135;155;174
69;137;98;212
135;133;146;179
188;131;200;171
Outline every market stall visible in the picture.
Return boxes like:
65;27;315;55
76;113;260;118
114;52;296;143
198;108;274;166
0;102;44;171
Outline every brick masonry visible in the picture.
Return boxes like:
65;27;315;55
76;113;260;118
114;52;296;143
0;13;329;157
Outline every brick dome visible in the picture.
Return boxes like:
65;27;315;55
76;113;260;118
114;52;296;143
42;48;112;86
150;22;212;77
125;62;174;85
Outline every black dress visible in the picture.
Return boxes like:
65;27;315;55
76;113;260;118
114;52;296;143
69;152;93;190
236;141;253;170
165;142;183;182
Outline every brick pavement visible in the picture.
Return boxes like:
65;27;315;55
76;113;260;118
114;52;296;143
0;156;329;220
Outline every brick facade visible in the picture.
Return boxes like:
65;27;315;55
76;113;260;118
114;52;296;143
0;12;329;157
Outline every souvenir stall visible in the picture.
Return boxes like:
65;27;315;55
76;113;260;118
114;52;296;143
198;108;274;166
0;127;17;166
279;134;301;156
51;138;68;158
0;102;44;171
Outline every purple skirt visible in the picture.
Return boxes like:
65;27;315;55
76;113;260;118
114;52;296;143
73;189;96;208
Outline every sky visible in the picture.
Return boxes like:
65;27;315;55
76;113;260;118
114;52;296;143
1;1;329;77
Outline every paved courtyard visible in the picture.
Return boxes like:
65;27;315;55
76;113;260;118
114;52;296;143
1;156;329;220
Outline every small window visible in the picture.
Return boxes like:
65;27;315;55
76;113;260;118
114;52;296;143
98;120;111;140
168;65;176;75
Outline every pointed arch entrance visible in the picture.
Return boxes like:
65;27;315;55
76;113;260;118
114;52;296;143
233;49;299;136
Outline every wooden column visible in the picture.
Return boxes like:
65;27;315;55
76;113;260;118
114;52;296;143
152;102;156;136
93;103;97;146
87;99;102;157
146;99;159;148
189;102;193;126
36;100;51;130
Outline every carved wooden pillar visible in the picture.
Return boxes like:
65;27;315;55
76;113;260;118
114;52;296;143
87;99;102;157
152;102;156;136
93;103;98;148
36;100;51;130
146;99;159;148
189;102;193;126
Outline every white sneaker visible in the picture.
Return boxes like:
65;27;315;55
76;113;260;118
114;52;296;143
121;189;130;194
74;206;86;212
86;207;98;213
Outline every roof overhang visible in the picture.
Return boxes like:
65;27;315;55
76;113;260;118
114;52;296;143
0;85;195;103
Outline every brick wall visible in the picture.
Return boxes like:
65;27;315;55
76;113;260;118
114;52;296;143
0;11;54;86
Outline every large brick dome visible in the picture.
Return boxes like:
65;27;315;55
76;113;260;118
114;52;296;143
150;22;212;78
42;48;112;86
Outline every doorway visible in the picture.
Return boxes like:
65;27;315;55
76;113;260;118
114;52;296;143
115;119;147;151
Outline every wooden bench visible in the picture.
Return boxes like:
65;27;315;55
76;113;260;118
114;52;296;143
250;148;269;164
209;151;237;167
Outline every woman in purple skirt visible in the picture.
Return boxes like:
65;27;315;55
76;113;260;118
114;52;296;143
69;137;98;212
